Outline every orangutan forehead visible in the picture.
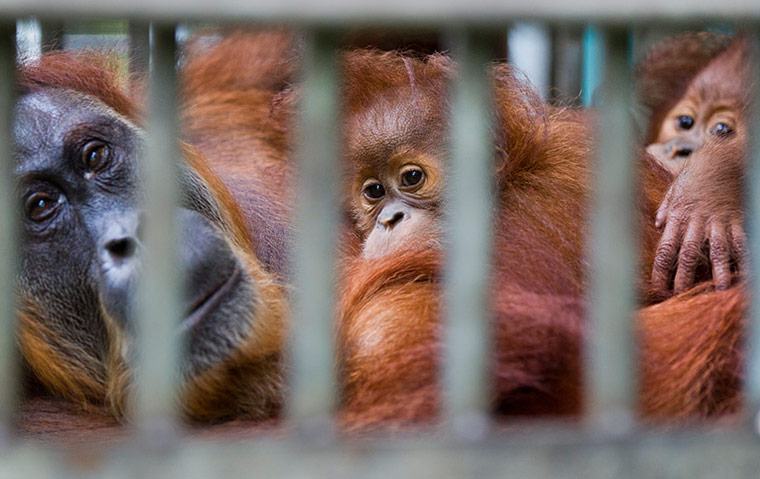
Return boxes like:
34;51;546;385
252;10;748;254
15;89;141;144
689;46;750;107
15;89;142;174
344;90;446;166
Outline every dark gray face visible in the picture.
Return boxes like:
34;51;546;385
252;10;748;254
15;88;258;384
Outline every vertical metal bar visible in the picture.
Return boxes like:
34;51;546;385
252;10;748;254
586;27;636;432
16;19;41;62
0;22;17;442
444;28;495;438
746;31;760;430
288;30;339;430
135;23;180;431
128;21;150;75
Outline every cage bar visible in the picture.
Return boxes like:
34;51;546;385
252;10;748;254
134;22;181;428
3;427;760;478
0;22;17;436
443;28;496;435
3;1;760;24
746;31;760;424
288;30;339;428
586;27;637;431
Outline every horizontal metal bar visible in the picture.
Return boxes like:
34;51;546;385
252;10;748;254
444;28;495;436
586;28;637;431
288;30;339;427
135;22;180;427
0;22;16;435
0;0;759;24
2;429;760;478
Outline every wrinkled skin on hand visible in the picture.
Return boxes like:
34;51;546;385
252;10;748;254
650;135;747;297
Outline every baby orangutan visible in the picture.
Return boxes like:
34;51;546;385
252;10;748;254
638;34;751;296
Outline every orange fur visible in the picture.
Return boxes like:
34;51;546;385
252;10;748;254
181;30;298;279
639;283;744;419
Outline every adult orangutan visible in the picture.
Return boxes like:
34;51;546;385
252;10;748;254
16;35;291;425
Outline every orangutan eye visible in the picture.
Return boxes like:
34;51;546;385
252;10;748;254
400;168;424;188
25;192;61;222
82;140;109;172
363;182;385;200
712;122;734;137
677;115;694;130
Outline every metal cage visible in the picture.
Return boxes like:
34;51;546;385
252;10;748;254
2;1;760;477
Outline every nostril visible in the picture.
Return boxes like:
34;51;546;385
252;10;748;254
674;148;692;158
382;211;405;229
105;237;137;260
